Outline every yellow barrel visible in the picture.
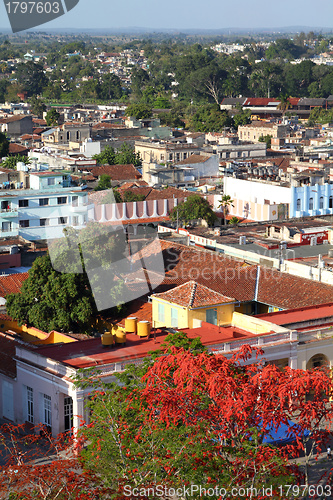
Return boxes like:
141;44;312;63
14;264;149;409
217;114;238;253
137;321;151;337
101;331;114;347
113;328;126;344
125;317;137;334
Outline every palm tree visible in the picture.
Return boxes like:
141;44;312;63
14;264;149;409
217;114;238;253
277;94;292;116
218;195;234;226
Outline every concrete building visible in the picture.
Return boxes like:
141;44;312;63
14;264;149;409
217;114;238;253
135;140;199;164
0;115;33;140
0;170;92;240
238;122;288;143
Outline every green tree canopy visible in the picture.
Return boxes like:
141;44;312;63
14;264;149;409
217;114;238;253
15;61;48;97
169;194;217;226
29;96;46;118
0;132;9;159
126;102;153;120
94;174;111;191
188;104;232;132
6;253;95;333
98;73;123;101
93;143;141;167
93;145;116;166
45;109;60;126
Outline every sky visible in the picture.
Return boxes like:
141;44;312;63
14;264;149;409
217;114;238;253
0;0;333;32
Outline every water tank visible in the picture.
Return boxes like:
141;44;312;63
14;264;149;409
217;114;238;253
137;321;151;337
239;236;247;245
113;326;126;344
101;331;114;347
125;316;137;333
328;249;333;258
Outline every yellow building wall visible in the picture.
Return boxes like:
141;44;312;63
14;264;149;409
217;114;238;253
232;311;273;334
152;299;189;329
0;317;77;345
152;299;235;329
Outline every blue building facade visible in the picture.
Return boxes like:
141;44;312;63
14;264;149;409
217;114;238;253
291;183;333;218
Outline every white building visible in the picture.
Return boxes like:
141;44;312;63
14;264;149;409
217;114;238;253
0;170;92;240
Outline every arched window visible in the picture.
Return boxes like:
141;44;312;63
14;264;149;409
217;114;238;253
330;196;333;209
296;198;301;211
320;196;324;209
306;354;329;370
309;197;314;210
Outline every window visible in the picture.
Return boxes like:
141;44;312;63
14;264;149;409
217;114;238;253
47;178;55;186
320;196;324;209
158;303;165;323
330;196;333;209
168;153;173;161
309;197;314;210
296;198;301;211
43;394;51;426
26;386;33;424
72;216;79;226
19;199;28;208
206;308;217;326
57;197;67;205
39;198;49;206
2;222;11;232
19;220;29;228
58;217;68;225
183;152;187;159
171;308;178;328
160;154;165;161
1;201;9;211
72;196;78;207
176;153;180;161
40;218;49;226
64;397;73;433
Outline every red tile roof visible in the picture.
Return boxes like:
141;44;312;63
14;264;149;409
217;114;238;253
257;269;333;310
176;154;210;165
153;281;235;308
8;143;29;154
0;115;28;124
85;164;142;181
0;272;29;297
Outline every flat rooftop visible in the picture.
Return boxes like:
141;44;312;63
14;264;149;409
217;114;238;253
256;302;333;326
36;323;256;369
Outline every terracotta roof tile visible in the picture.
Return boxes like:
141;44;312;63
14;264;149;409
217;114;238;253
257;269;333;309
8;143;29;154
85;164;142;181
176;154;210;165
153;281;235;308
0;115;28;124
0;272;29;297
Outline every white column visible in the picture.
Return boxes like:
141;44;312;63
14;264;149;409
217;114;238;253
142;200;148;218
99;203;107;223
152;199;158;217
110;203;117;221
72;391;85;434
162;199;168;217
122;202;127;220
289;356;298;370
131;202;138;219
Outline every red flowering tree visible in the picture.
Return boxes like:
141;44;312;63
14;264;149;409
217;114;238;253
78;342;333;498
0;423;109;499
